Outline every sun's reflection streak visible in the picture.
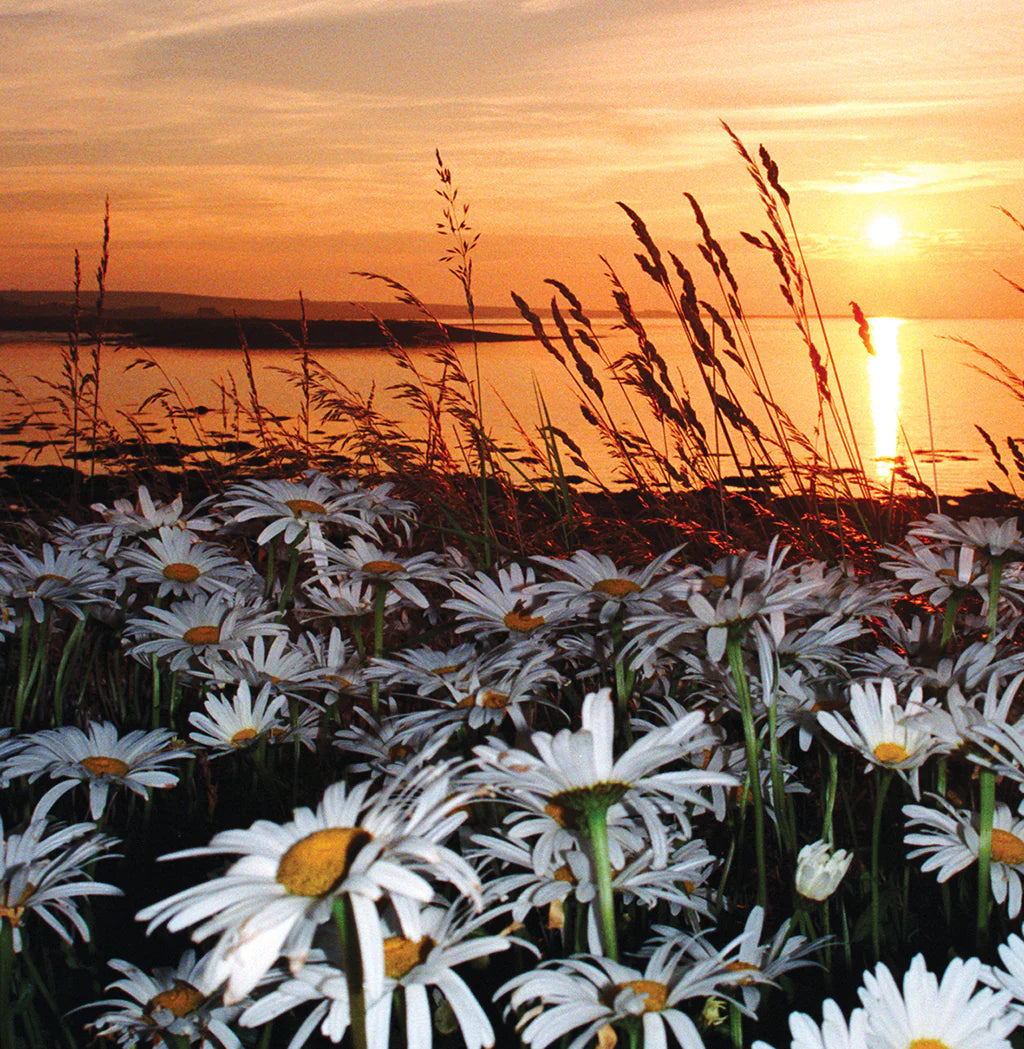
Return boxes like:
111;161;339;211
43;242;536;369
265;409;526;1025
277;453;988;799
866;317;903;481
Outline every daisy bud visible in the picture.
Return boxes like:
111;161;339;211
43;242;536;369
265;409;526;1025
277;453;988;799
795;839;852;901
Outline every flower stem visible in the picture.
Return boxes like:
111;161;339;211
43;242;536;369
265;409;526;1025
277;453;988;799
987;555;1006;633
583;800;618;961
333;897;368;1049
871;770;894;959
977;768;996;953
727;634;767;910
0;920;18;1049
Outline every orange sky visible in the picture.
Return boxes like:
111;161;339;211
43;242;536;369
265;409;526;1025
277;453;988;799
3;0;1024;317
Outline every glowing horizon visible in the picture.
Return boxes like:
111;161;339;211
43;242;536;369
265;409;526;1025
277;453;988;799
3;1;1024;318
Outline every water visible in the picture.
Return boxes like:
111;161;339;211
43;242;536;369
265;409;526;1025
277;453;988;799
2;315;1023;495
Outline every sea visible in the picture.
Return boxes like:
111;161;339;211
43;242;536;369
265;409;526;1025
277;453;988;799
2;315;1024;497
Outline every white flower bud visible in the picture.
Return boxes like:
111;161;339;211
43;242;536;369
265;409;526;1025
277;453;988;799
795;839;852;901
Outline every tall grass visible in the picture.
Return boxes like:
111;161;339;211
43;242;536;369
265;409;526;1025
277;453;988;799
0;129;961;562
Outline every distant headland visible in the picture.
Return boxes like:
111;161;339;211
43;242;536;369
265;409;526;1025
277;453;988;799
0;290;536;349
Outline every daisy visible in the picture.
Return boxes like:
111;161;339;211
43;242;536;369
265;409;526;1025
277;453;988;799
188;681;289;755
794;840;853;902
751;998;869;1049
907;513;1024;559
857;953;1015;1049
300;574;402;622
90;485;217;539
243;899;513;1049
816;679;947;798
0;804;121;952
125;592;286;674
984;933;1024;1022
87;949;246;1049
0;541;118;622
203;633;330;700
530;547;686;625
444;562;561;639
3;721;190;819
137;750;482;1004
904;794;1024;917
118;526;257;599
470;688;737;865
661;905;822;1015
501;939;756;1049
218;473;369;548
321;535;448;610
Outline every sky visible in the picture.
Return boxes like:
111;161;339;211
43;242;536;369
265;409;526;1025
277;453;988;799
3;0;1024;317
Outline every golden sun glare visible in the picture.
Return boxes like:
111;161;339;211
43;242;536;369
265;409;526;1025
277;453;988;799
867;214;902;249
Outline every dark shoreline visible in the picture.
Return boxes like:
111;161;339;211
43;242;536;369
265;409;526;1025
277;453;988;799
0;314;532;350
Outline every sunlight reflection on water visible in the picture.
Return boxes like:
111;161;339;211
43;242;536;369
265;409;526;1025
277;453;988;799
867;317;903;482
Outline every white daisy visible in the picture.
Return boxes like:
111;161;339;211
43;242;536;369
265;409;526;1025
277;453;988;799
751;998;869;1049
470;688;737;865
501;939;753;1049
118;526;257;599
90;485;217;539
243;898;513;1049
87;949;246;1049
858;953;1015;1049
217;473;369;548
125;593;286;674
2;721;190;819
137;751;482;1004
444;562;561;639
984;933;1024;1023
188;681;289;755
816;679;947;798
0;541;118;622
0;804;121;952
903;794;1024;917
530;547;686;625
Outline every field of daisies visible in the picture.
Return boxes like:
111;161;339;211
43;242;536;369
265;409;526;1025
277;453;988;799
7;470;1024;1049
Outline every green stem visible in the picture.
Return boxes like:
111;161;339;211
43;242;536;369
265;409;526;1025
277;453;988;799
277;537;303;614
871;770;894;959
822;749;839;844
977;768;996;952
940;592;963;647
370;582;389;718
729;1001;743;1049
0;920;15;1049
333;898;368;1049
727;634;767;910
988;555;1006;633
52;615;86;726
584;801;618;960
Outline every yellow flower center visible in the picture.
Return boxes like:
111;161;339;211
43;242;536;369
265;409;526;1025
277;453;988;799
873;741;910;763
592;578;641;598
362;559;404;575
552;863;576;884
704;573;728;589
79;755;130;778
146;980;203;1019
725;960;761;986
431;664;461;676
990;828;1024;865
503;609;545;633
383;935;434;979
387;743;410;761
0;883;36;927
276;827;372;896
285;498;327;516
230;728;258;746
457;690;510;710
544;800;577;828
608;980;667;1013
908;1041;951;1049
37;573;68;583
163;562;201;583
183;624;221;645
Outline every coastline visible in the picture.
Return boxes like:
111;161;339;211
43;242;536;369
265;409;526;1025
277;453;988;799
0;313;531;350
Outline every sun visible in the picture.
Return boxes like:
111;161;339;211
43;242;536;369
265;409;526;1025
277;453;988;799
867;214;902;249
